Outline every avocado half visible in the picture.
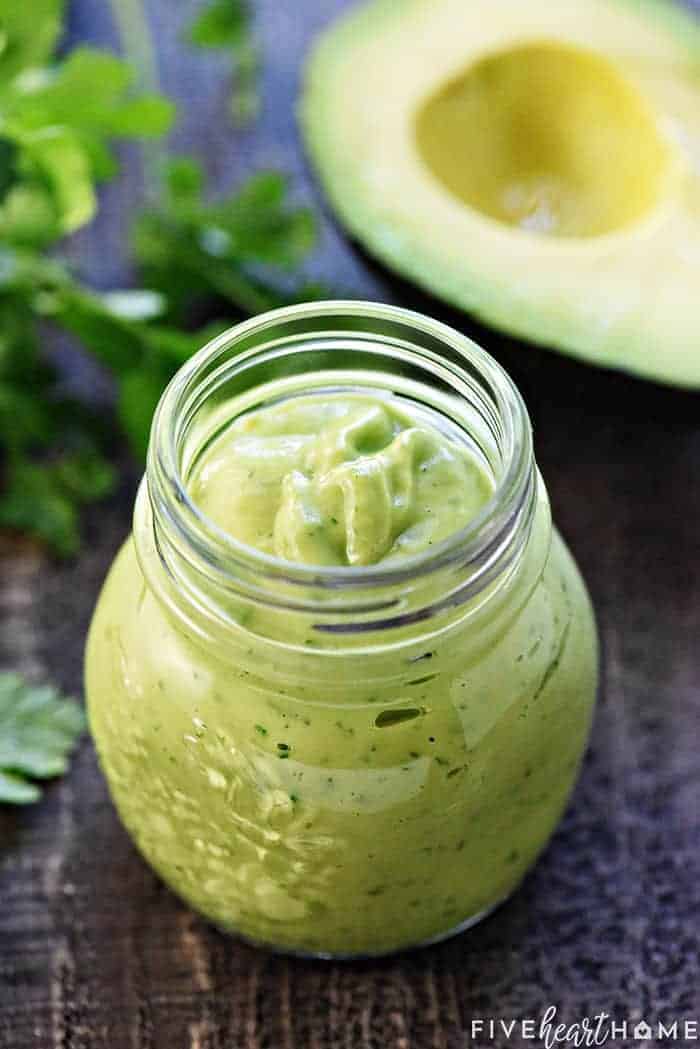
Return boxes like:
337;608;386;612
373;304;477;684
300;0;700;387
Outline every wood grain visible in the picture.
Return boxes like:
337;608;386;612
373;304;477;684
2;1;700;1047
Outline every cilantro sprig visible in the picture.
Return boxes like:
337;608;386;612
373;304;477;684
0;0;324;555
0;672;86;804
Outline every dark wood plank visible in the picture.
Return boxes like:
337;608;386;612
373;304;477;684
1;1;699;1047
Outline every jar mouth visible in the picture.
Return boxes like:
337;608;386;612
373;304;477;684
147;301;535;614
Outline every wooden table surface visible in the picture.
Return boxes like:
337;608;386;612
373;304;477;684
1;2;699;1047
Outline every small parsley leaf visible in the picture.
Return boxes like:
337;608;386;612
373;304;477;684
0;672;86;804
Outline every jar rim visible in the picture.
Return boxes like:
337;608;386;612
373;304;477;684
147;300;535;608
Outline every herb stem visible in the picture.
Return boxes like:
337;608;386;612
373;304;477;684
108;0;166;201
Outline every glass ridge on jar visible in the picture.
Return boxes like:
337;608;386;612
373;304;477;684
85;301;598;958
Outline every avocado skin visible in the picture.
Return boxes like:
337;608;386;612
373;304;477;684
299;0;700;389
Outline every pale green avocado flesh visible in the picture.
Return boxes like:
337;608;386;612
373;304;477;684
300;0;700;387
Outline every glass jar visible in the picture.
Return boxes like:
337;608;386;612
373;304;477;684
86;301;598;958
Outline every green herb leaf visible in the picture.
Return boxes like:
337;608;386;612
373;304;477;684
115;318;230;458
0;137;19;201
189;0;250;48
20;126;96;233
0;0;326;557
52;449;116;503
0;769;41;804
0;0;64;87
0;452;114;556
165;156;204;203
0;672;86;804
101;94;175;138
134;160;321;321
207;172;317;267
141;320;228;365
49;284;150;373
0;183;59;246
117;360;172;461
188;0;259;125
4;48;175;180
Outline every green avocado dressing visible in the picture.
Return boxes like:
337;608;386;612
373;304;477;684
189;393;494;567
86;385;597;955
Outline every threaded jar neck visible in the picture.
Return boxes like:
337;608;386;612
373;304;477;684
142;301;538;637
